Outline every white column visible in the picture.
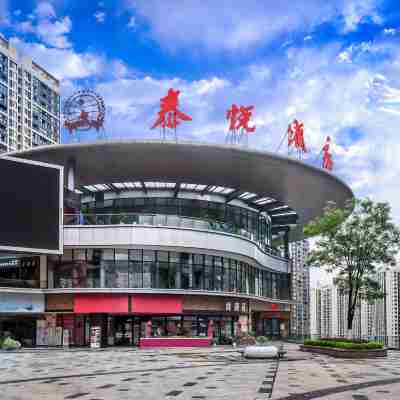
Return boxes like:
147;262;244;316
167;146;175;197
67;159;76;191
47;257;54;289
100;262;106;288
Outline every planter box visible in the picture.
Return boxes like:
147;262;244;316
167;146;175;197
300;345;387;358
139;337;212;348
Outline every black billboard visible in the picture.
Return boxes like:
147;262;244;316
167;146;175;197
0;156;63;254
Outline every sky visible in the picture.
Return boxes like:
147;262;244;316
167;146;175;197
1;0;399;287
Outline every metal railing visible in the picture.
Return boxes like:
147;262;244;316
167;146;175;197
0;278;40;289
64;213;285;259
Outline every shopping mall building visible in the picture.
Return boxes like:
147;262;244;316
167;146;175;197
0;140;353;347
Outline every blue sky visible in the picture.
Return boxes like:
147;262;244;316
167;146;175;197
1;1;400;283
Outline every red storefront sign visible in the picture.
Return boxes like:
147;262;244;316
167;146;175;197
131;295;183;314
74;294;129;313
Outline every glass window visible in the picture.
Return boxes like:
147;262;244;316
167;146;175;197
204;255;213;291
214;257;223;291
169;262;177;289
115;260;129;288
115;249;128;260
193;264;204;290
158;251;169;262
48;248;290;298
102;249;115;260
142;262;152;288
143;250;156;262
129;249;142;261
158;259;169;289
181;262;190;289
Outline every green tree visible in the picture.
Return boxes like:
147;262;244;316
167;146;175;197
304;198;400;337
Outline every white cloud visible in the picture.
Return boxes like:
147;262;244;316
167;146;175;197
75;39;400;229
94;11;106;24
15;2;72;49
10;37;105;80
125;0;384;51
127;16;136;29
341;0;383;33
0;0;9;25
35;2;56;19
110;60;131;79
383;28;397;35
36;16;72;48
338;50;352;63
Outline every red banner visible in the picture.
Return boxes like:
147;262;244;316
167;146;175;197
131;295;183;314
74;294;129;313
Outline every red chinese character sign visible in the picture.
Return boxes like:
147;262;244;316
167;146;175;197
322;136;333;171
151;88;192;141
226;104;256;145
287;119;307;157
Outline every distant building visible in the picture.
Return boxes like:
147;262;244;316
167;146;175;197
313;283;361;338
375;268;400;348
0;36;60;153
310;286;321;338
289;240;310;337
310;267;400;347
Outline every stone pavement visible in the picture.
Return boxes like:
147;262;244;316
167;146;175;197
271;343;400;400
0;343;399;399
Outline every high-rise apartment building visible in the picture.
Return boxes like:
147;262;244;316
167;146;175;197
313;283;362;339
310;286;321;338
311;267;400;347
289;240;310;337
0;36;60;153
374;268;400;348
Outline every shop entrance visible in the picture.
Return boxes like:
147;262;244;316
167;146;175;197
112;316;142;346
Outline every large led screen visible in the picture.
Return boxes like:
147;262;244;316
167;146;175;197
0;156;63;254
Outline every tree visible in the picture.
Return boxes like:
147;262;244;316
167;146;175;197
304;198;400;338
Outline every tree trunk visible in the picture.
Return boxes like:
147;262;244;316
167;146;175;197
347;308;354;339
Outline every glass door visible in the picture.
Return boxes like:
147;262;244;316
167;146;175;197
133;317;141;346
114;316;133;346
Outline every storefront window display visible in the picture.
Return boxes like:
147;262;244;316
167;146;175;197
49;249;291;301
0;257;40;288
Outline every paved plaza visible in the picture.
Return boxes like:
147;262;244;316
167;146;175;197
0;343;400;400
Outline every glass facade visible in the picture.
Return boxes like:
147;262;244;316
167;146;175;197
48;249;290;300
0;257;40;288
0;53;7;84
78;197;275;250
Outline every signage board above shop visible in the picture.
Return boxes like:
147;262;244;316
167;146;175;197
0;292;44;313
0;257;39;269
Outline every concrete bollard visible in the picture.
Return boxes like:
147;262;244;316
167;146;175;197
243;345;278;359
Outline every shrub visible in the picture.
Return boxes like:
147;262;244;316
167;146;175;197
2;337;21;350
237;335;256;346
256;336;269;345
219;335;233;345
303;339;383;350
319;337;369;344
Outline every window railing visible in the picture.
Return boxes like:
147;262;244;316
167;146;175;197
64;213;285;260
0;277;40;289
